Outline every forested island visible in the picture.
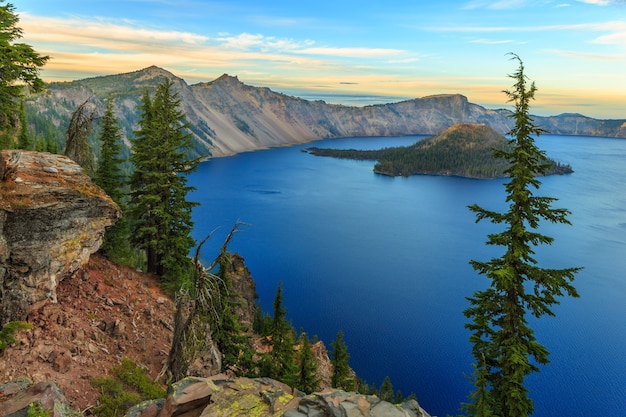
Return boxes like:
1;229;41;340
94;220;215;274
305;123;573;179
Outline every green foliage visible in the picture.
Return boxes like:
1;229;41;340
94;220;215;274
91;358;165;417
306;125;572;179
259;282;298;386
379;376;394;402
463;54;581;417
17;100;30;149
94;96;135;265
27;402;52;417
165;223;248;381
330;330;354;391
0;1;49;145
129;79;199;287
0;321;31;351
212;253;255;375
295;332;320;394
253;301;273;336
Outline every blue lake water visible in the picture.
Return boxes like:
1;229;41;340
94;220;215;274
187;134;626;417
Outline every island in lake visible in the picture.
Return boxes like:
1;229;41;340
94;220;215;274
305;123;573;179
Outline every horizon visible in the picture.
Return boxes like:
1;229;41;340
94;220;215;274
11;0;626;119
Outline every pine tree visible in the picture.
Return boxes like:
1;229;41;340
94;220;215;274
130;78;198;286
0;1;48;146
380;376;394;402
212;253;254;375
94;96;132;264
464;54;581;417
296;332;320;394
261;282;297;386
16;100;30;149
330;330;354;391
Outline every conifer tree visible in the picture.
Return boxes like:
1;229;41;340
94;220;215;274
380;376;394;402
94;96;131;264
212;253;254;375
330;330;354;391
296;332;320;394
130;78;198;286
464;54;580;417
261;282;297;386
0;1;48;146
16;100;30;149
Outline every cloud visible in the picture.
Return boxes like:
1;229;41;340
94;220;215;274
297;47;406;58
576;0;610;4
547;48;626;60
463;0;530;10
470;38;517;44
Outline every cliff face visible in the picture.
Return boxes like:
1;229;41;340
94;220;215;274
26;67;626;160
0;151;120;325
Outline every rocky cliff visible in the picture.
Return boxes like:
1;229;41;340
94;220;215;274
0;151;120;325
26;66;626;160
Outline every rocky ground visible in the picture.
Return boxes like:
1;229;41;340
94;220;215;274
0;253;175;414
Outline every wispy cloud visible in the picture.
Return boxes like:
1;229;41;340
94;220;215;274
470;38;517;44
463;0;530;10
576;0;610;5
297;47;406;58
547;48;626;60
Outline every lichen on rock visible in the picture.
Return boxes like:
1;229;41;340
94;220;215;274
0;150;120;325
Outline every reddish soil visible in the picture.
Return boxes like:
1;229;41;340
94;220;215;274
0;253;175;414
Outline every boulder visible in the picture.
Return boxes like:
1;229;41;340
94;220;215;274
127;375;432;417
0;378;80;417
0;150;120;325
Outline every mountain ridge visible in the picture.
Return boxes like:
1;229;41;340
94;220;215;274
25;66;626;159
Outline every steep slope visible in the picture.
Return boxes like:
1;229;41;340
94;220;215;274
24;66;626;159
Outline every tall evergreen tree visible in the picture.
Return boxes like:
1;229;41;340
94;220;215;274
379;376;394;402
464;54;580;417
0;1;48;147
212;253;254;375
94;96;132;264
330;330;354;391
261;281;297;386
296;332;320;394
130;78;198;286
16;100;30;149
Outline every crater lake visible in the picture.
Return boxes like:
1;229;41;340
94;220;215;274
187;134;626;417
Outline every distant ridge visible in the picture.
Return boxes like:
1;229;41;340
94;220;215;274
26;66;626;159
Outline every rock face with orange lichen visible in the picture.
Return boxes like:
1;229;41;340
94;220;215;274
0;150;120;325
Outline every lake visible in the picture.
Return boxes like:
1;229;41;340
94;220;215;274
187;134;626;417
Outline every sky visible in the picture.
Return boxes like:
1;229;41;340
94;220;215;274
10;0;626;118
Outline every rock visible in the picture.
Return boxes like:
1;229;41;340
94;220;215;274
0;151;120;325
51;350;72;373
157;376;217;417
141;375;432;417
0;379;81;417
224;253;258;331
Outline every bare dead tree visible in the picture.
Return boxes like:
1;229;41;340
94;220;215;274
164;222;245;382
64;97;97;175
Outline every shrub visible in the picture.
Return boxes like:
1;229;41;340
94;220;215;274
91;358;166;417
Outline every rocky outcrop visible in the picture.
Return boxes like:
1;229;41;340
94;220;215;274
225;253;258;331
0;378;80;417
0;150;120;325
128;375;432;417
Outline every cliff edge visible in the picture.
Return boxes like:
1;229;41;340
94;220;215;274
0;151;121;325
